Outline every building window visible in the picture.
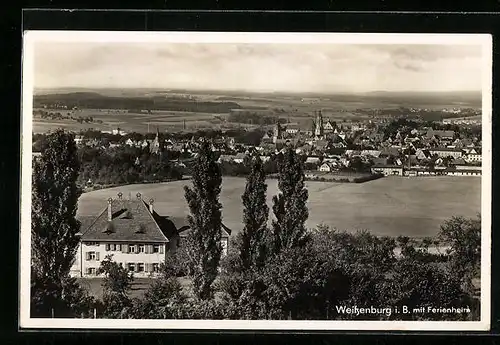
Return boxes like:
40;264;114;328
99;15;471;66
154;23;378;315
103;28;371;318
87;251;99;261
129;245;136;253
138;244;145;253
152;263;160;272
116;244;121;251
153;244;160;253
137;263;145;272
105;244;110;251
86;242;98;246
128;263;135;272
87;267;96;275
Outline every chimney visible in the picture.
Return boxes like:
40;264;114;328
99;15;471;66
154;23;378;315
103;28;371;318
107;197;113;221
149;198;154;214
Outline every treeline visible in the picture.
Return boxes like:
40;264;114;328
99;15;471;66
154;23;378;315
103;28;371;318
228;111;288;126
77;146;183;186
31;131;481;321
33;109;100;124
34;92;242;113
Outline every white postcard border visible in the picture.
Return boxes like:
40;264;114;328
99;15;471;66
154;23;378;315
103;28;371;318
19;31;493;331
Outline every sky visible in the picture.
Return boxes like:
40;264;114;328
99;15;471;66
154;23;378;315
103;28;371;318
32;42;484;93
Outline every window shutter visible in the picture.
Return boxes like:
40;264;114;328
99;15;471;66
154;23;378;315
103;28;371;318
117;244;121;251
145;263;150;272
86;252;90;261
96;252;100;261
159;245;164;254
122;244;128;253
150;244;154;253
105;244;110;251
134;264;139;273
145;245;149;254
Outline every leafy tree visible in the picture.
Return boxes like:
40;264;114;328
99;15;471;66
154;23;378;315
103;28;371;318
238;156;270;270
271;148;309;254
439;215;481;294
31;129;82;317
97;255;134;318
130;276;186;319
260;245;348;320
184;140;223;300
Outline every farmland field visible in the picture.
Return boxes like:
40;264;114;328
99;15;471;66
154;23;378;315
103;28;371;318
78;176;481;238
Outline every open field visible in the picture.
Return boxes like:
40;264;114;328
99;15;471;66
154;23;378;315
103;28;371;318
32;89;481;133
77;176;481;238
32;108;227;133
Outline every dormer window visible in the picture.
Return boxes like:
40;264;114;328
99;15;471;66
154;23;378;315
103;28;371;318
135;224;146;234
103;221;115;234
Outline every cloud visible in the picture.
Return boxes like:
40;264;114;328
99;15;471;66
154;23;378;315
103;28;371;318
32;42;484;93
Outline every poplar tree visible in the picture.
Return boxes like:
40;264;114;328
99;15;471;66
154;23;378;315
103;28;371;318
238;156;269;270
184;140;223;300
31;129;82;316
272;148;309;254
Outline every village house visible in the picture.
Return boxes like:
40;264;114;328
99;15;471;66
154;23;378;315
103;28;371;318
371;165;404;176
318;162;337;172
429;147;464;159
71;193;231;278
305;156;321;165
285;124;300;135
463;147;482;163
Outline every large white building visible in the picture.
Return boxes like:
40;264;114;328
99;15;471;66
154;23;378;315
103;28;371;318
71;193;230;278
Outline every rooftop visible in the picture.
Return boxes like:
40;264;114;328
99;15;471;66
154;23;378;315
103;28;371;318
79;194;169;242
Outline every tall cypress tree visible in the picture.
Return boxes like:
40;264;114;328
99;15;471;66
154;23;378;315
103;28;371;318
272;147;309;254
238;156;269;270
184;139;223;300
31;129;82;316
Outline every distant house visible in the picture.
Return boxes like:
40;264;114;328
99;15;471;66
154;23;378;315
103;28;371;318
426;129;455;140
305;156;321;165
415;148;432;160
72;193;230;278
285;124;300;135
324;120;335;132
464;147;482;163
361;149;381;158
74;135;84;145
318;162;337;172
371;165;404;176
429;147;463;159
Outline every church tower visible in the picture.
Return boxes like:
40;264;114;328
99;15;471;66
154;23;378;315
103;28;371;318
314;110;324;138
273;121;282;144
150;127;162;155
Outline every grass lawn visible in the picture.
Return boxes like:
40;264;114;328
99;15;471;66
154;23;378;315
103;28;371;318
78;277;192;300
78;176;481;238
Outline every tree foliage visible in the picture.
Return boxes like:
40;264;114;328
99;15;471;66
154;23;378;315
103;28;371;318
31;129;83;317
439;214;481;293
97;255;134;318
184;140;223;300
238;156;270;270
271;148;309;253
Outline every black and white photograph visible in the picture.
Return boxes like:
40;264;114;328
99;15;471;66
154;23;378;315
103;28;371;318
20;31;492;331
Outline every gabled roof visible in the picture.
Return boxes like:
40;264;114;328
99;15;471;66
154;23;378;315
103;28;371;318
79;197;169;242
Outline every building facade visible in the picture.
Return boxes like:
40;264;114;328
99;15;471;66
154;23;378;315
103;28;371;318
71;192;230;278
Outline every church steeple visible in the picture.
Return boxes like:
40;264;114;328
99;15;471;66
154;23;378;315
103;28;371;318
150;126;162;155
273;120;282;144
314;110;324;138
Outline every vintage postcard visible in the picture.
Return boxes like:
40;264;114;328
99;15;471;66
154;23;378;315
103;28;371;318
20;31;492;331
